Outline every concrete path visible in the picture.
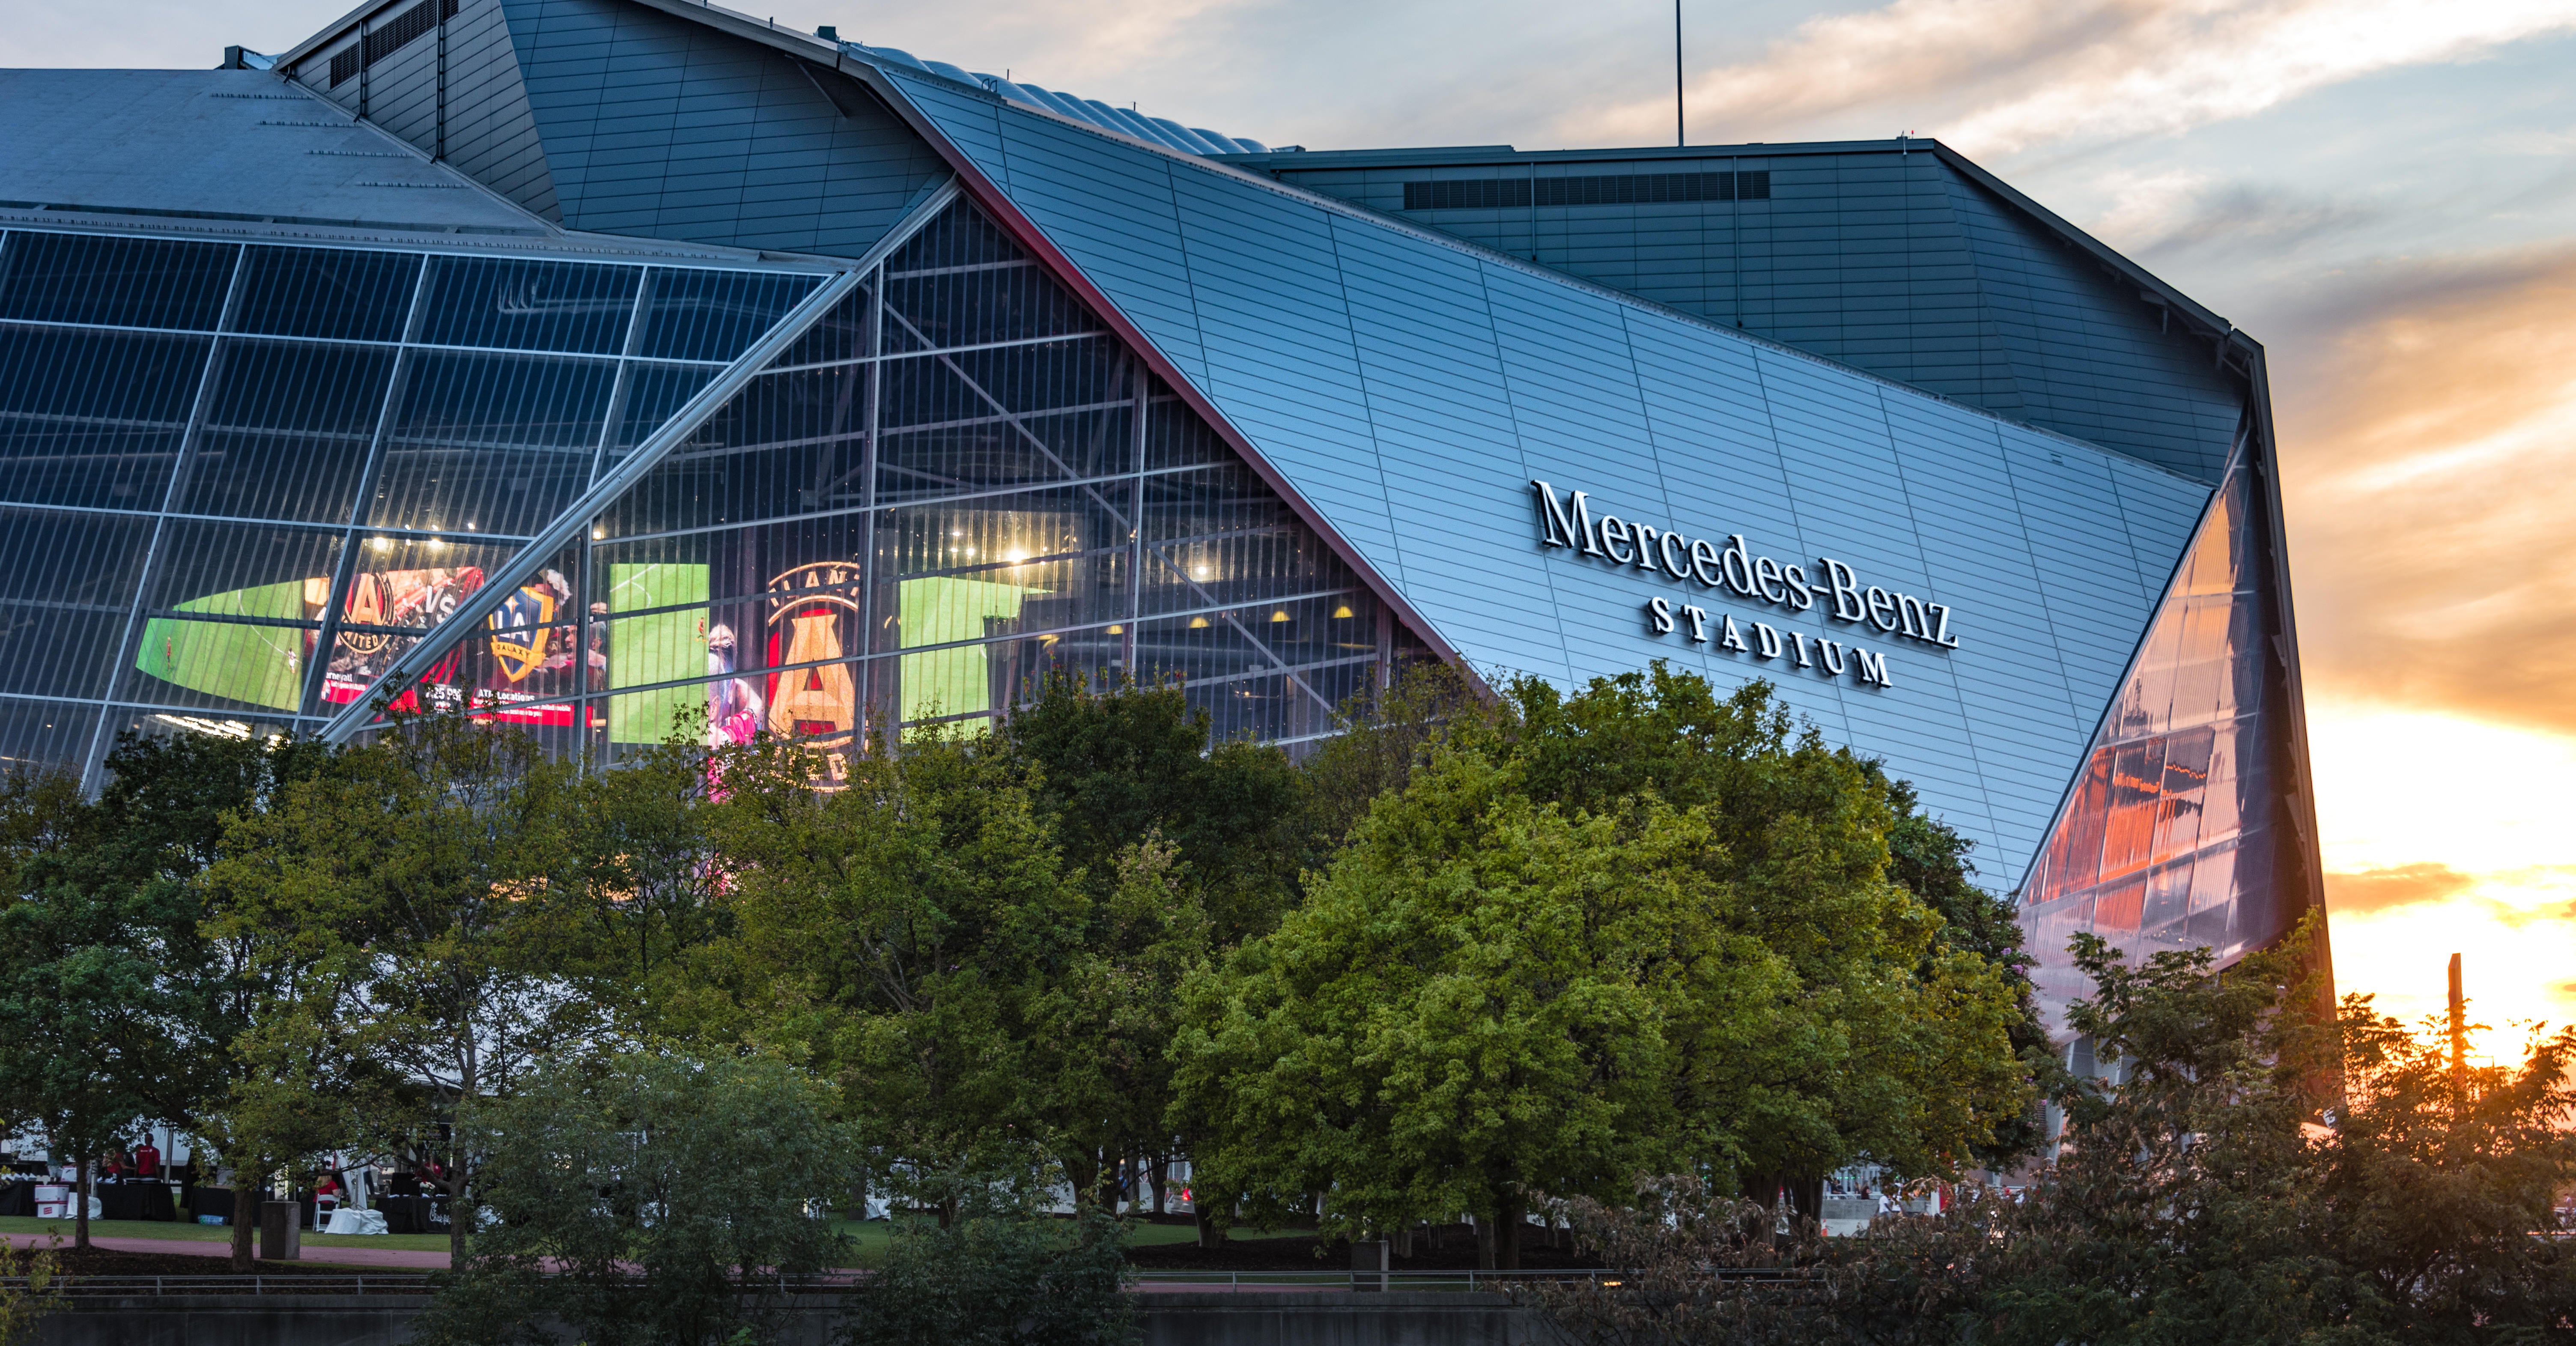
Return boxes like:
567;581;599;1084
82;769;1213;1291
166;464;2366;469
3;1230;451;1269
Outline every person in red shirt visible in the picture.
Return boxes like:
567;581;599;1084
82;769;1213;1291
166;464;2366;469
131;1140;160;1180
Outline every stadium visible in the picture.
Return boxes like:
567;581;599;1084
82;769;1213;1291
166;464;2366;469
0;0;2329;1022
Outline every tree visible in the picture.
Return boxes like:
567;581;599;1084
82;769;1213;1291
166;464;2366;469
1021;834;1209;1212
1172;743;1774;1268
552;731;734;1043
711;730;1081;1216
413;1051;859;1346
90;728;323;1269
999;672;1306;946
1530;917;2576;1344
0;764;200;1249
2311;994;2576;1335
1488;666;2031;1191
1294;660;1492;850
843;1204;1134;1346
1875;774;2057;1165
0;1238;60;1346
1172;667;2030;1267
206;712;595;1261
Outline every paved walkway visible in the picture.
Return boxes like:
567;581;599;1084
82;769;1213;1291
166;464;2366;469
3;1230;451;1269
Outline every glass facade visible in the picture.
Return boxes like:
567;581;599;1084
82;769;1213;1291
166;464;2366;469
0;225;826;775
2017;461;2290;1029
345;198;1407;779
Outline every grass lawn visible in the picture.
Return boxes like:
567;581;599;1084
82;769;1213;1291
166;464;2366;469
0;1215;453;1253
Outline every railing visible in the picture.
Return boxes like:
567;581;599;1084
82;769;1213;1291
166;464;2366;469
0;1274;435;1297
1128;1268;1624;1292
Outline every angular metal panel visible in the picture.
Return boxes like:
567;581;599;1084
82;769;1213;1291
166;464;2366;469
881;70;2216;893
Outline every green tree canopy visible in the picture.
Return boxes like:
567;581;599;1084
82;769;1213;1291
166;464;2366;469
1173;666;2030;1267
708;731;1082;1214
206;713;596;1259
414;1050;858;1346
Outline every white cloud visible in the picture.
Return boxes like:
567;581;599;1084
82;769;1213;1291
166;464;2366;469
1562;0;2576;155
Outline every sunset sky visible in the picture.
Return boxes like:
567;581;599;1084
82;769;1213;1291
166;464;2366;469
8;0;2572;1057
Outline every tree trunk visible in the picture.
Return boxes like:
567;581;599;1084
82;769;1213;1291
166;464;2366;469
447;1171;468;1265
1061;1149;1102;1213
1474;1214;1493;1270
1193;1202;1225;1248
1495;1189;1523;1270
1149;1155;1168;1217
74;1162;91;1250
232;1160;259;1268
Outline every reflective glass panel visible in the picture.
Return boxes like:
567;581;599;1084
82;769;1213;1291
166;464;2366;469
321;537;569;721
370;352;616;535
178;338;397;523
636;268;821;362
0;697;103;774
0;233;236;331
414;257;638;354
230;246;421;343
0;325;210;508
2020;466;2285;1032
328;196;1419;770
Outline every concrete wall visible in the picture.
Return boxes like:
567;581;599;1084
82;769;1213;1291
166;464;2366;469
29;1291;1556;1346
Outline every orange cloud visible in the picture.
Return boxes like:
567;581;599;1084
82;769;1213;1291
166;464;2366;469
2266;246;2576;735
2325;863;2476;914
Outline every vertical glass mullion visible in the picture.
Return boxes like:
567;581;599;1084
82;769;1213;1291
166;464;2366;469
858;266;885;743
1124;362;1145;676
85;244;248;787
589;269;656;486
303;251;435;718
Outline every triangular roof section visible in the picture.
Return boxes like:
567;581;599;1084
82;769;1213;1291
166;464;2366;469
828;57;2208;888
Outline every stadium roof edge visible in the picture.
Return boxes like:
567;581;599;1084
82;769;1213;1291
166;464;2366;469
529;0;2228;494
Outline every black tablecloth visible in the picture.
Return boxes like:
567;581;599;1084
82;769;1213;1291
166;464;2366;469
98;1182;176;1222
378;1194;445;1234
191;1185;237;1224
0;1182;33;1217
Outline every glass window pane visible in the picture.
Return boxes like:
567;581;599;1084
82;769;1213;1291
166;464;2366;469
636;268;820;362
0;232;236;331
124;520;343;713
0;509;132;723
1144;387;1232;469
875;486;1133;661
877;344;1136;502
126;615;318;713
0;507;154;608
1;602;132;700
371;352;617;535
602;364;870;536
1139;462;1347;617
0;697;102;776
769;281;873;369
881;202;1103;352
179;339;398;523
0;325;209;508
230;246;421;342
600;362;718;469
139;519;343;615
414;257;638;354
324;537;563;716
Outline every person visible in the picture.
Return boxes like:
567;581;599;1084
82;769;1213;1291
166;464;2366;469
131;1137;160;1180
99;1149;127;1184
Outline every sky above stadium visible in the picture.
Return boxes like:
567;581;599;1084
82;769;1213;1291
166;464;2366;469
8;0;2573;1057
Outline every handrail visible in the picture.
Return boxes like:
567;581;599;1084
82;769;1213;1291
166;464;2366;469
0;1273;435;1297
